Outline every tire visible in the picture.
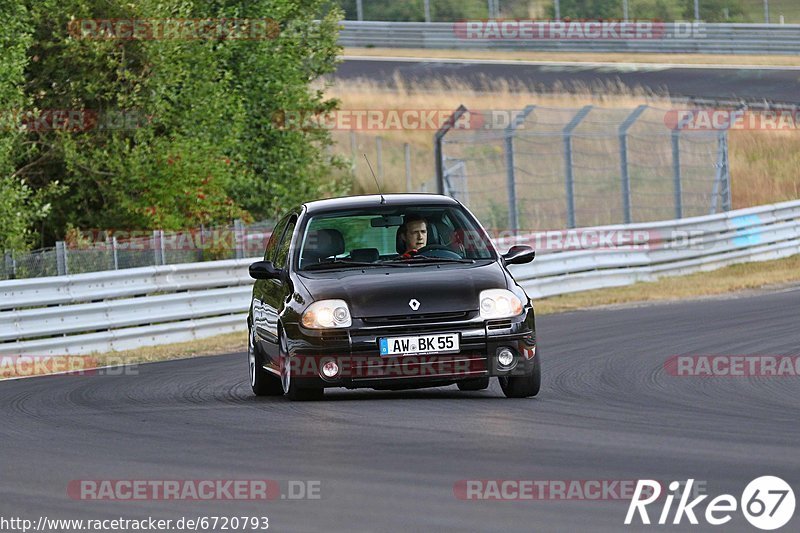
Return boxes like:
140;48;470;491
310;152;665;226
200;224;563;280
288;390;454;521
279;329;324;401
457;377;490;391
499;353;541;398
249;326;283;396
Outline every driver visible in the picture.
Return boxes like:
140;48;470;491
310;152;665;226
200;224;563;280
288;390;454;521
399;215;428;256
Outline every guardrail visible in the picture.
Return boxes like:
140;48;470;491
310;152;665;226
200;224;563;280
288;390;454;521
339;21;800;55
1;199;798;356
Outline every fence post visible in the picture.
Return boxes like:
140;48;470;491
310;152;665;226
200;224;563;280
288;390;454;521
198;224;206;261
563;105;593;229
434;105;468;196
710;130;732;214
350;130;357;172
152;230;164;266
721;131;732;211
111;236;119;270
424;0;431;22
619;105;648;225
4;251;16;280
671;130;683;219
234;219;245;259
56;241;68;276
404;143;412;192
376;136;383;183
504;105;536;234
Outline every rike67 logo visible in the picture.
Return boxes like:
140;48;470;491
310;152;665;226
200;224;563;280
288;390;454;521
625;477;795;530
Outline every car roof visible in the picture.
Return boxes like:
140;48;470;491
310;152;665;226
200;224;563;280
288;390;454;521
302;194;460;215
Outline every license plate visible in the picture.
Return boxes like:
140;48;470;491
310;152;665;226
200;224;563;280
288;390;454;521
379;333;459;356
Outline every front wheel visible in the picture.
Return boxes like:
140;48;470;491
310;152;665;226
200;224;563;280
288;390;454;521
279;330;324;401
249;326;282;396
499;353;541;398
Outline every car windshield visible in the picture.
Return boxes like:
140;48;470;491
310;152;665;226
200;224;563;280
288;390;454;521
297;205;496;270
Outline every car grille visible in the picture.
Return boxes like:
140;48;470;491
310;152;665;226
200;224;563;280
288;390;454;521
321;331;350;343
486;319;513;331
362;311;471;325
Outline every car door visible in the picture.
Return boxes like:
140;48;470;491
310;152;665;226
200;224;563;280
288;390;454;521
256;214;297;367
252;215;289;357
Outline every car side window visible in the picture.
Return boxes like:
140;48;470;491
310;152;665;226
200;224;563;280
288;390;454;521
264;216;290;261
273;218;297;270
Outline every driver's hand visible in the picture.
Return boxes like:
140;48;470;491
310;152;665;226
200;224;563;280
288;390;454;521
401;249;417;259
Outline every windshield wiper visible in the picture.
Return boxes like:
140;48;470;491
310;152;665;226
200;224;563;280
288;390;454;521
304;260;409;271
385;256;475;264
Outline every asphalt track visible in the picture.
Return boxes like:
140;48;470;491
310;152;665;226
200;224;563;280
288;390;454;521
335;57;800;103
2;287;799;532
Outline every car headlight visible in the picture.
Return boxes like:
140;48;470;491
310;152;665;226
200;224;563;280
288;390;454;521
301;300;352;329
479;289;523;319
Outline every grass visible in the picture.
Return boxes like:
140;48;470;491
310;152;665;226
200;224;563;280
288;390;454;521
4;254;799;380
534;253;800;314
1;332;246;380
323;77;800;212
344;47;800;67
742;0;800;23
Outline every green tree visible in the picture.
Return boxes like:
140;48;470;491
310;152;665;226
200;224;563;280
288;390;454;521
11;0;347;246
0;2;60;251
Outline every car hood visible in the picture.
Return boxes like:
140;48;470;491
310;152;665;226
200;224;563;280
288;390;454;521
297;261;508;318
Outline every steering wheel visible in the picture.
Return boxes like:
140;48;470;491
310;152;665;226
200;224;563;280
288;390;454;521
417;244;463;259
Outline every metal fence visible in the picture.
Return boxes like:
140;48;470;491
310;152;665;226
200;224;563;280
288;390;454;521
342;1;800;24
1;221;273;282
339;21;800;55
436;104;731;232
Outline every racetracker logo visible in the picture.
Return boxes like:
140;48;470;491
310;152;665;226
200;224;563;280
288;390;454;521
67;18;280;40
0;355;138;379
625;477;795;529
0;109;151;132
664;355;800;377
484;228;706;253
72;228;271;254
272;109;525;131
665;109;800;131
453;20;705;40
283;355;494;379
67;479;321;500
454;480;660;501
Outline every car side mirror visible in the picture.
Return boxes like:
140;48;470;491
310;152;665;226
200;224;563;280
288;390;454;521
249;260;283;280
503;245;535;265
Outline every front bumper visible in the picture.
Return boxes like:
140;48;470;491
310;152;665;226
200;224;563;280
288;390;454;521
282;307;537;390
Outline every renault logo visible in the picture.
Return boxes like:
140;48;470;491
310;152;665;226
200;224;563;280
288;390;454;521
408;299;421;311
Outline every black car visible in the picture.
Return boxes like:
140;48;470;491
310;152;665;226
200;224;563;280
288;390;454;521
247;194;539;400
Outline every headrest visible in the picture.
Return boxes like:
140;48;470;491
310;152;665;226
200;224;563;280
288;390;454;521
350;248;380;262
305;228;345;258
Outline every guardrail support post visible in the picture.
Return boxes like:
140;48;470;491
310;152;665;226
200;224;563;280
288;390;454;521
56;241;68;276
563;105;593;229
671;130;683;219
619;105;648;225
435;105;468;196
